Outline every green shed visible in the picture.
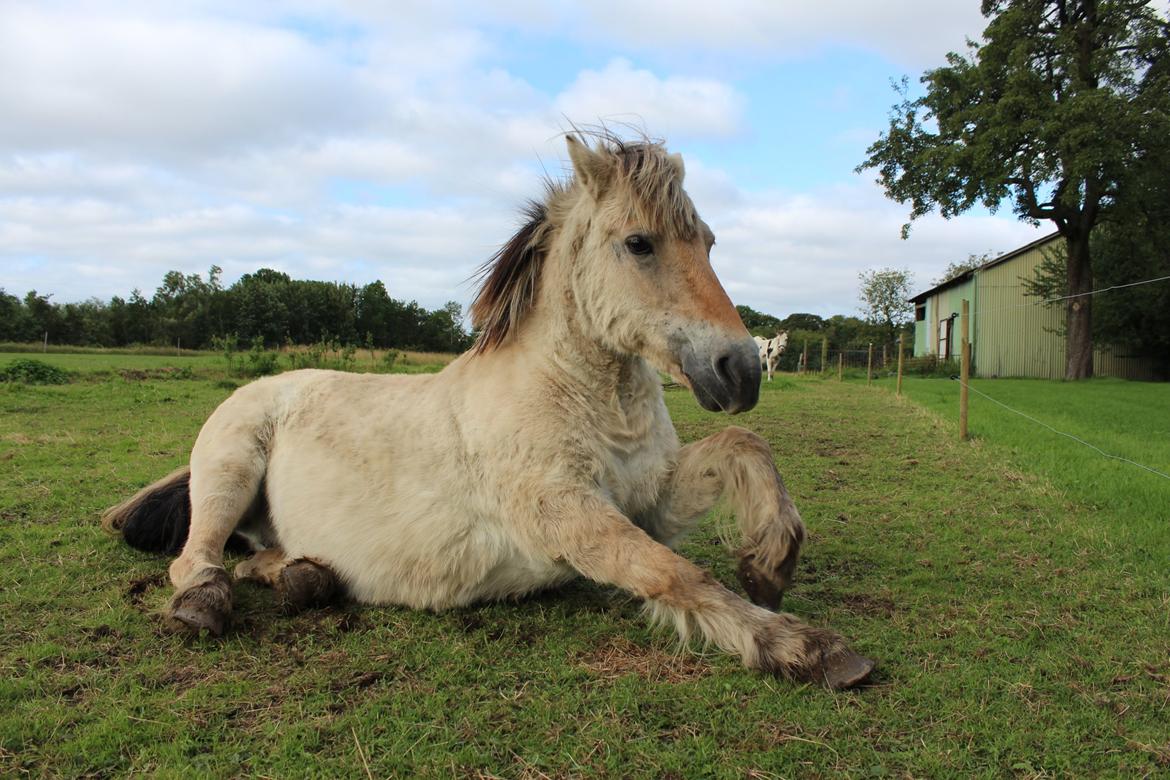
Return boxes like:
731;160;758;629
910;233;1163;380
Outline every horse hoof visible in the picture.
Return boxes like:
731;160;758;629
166;568;232;637
168;604;227;637
818;650;875;690
277;558;339;612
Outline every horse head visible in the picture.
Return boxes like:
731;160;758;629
470;131;760;414
561;133;759;413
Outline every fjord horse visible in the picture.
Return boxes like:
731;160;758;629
103;133;873;688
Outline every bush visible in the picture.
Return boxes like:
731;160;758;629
244;337;280;377
904;355;961;378
0;359;70;385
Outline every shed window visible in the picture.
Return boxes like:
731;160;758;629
915;303;926;322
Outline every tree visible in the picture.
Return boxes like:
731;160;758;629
931;251;1001;286
735;305;783;336
780;313;825;332
859;0;1170;379
858;268;914;345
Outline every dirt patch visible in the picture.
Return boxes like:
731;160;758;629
126;572;167;606
577;636;710;684
835;592;898;617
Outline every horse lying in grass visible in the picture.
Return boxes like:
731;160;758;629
103;132;874;689
754;332;789;381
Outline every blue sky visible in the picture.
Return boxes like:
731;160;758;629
0;1;1054;321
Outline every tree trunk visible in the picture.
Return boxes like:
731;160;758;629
1064;233;1093;380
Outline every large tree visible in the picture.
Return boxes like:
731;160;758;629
859;0;1170;379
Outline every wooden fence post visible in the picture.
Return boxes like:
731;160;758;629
882;343;887;370
820;337;828;374
897;333;904;396
838;351;843;381
801;340;808;374
867;343;873;385
960;299;970;441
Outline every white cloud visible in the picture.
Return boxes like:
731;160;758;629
554;59;746;139
572;0;987;68
699;179;1048;318
0;7;376;161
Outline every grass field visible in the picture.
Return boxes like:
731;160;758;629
872;375;1170;560
2;361;1168;777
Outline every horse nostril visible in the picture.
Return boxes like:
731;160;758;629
714;353;736;387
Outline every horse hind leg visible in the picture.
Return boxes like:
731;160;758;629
234;549;341;613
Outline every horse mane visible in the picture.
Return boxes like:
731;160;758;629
469;131;698;355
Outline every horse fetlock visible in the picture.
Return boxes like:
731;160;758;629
166;567;232;637
276;558;340;613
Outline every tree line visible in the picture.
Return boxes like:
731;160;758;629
0;266;475;353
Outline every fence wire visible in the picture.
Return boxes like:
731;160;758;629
949;376;1170;482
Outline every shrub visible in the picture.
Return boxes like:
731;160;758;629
903;355;961;378
244;337;280;377
0;359;70;385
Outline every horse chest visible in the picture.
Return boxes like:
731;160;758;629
593;421;676;517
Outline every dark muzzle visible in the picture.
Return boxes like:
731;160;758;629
681;338;760;414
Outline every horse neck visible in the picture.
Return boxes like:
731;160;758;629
519;253;660;420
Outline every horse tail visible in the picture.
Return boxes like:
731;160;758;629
101;466;193;554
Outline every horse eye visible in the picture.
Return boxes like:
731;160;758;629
625;235;654;256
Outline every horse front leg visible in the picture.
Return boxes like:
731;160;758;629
523;493;872;688
645;426;805;610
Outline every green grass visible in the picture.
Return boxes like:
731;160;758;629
872;375;1170;561
2;366;1168;777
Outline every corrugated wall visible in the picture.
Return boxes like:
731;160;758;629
973;237;1163;380
973;240;1066;378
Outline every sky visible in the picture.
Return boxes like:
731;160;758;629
0;0;1055;322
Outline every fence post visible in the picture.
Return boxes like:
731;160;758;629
960;299;970;441
897;333;904;396
820;337;828;374
801;340;808;374
882;343;887;369
838;351;843;381
43;331;48;353
867;343;873;385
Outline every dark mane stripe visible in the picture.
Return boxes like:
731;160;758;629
469;198;551;355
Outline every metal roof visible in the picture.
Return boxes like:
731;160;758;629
908;231;1061;303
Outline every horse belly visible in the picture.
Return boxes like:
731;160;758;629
263;431;572;610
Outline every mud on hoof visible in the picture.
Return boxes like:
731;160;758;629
166;567;232;637
276;558;340;613
736;549;798;611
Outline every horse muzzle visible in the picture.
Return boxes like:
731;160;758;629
679;337;761;414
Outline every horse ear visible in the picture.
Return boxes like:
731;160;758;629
566;135;612;196
670;152;685;182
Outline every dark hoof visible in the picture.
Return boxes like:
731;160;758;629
166;569;231;637
737;552;795;610
277;558;339;613
818;650;875;690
